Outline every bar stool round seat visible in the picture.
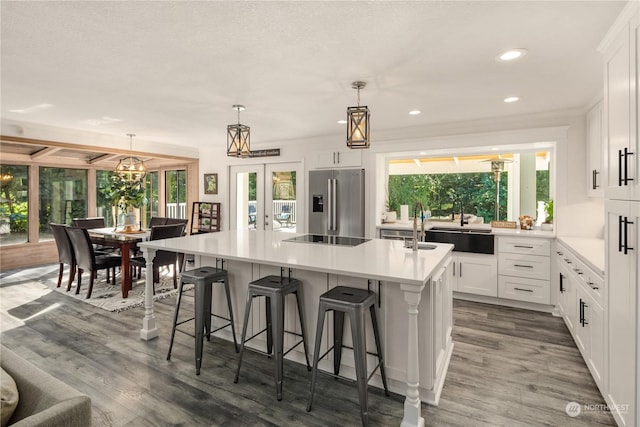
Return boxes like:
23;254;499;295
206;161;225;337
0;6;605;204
166;266;238;375
307;286;390;427
234;274;311;401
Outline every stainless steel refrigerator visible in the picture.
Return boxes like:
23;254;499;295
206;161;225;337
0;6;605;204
308;168;365;237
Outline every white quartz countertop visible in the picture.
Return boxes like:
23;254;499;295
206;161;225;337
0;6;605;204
556;236;605;276
139;230;454;286
377;222;555;238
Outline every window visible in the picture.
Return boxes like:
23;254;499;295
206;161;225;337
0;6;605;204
387;152;550;224
39;167;87;241
0;165;28;246
165;169;186;219
143;171;159;227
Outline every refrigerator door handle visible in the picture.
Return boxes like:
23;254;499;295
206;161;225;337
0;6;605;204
331;178;338;231
327;179;333;231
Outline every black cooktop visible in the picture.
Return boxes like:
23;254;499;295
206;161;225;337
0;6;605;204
284;234;370;247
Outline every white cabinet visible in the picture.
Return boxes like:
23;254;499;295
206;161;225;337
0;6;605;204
451;253;497;297
606;199;639;426
603;9;639;201
587;100;605;197
556;251;578;333
316;150;362;168
555;240;607;395
432;258;453;382
497;236;551;304
575;285;606;389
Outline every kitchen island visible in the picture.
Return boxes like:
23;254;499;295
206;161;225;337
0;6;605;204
138;230;453;427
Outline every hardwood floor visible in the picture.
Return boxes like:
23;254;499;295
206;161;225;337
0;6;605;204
1;268;616;426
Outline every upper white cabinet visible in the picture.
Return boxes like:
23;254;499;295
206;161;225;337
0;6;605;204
587;100;605;197
316;150;362;168
603;8;639;201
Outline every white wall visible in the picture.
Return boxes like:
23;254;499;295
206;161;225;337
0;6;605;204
199;107;605;239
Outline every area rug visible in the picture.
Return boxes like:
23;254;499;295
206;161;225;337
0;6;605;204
12;264;191;313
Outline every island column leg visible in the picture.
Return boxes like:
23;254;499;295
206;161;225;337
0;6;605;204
400;282;426;427
140;247;159;340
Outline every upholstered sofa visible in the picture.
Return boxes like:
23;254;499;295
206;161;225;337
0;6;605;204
1;346;91;426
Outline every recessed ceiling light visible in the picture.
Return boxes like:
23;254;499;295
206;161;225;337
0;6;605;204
497;48;528;62
504;96;520;103
409;110;421;115
337;120;347;124
419;151;426;155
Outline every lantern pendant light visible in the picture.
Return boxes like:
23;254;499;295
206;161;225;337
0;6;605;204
115;133;146;182
227;105;251;157
346;81;370;149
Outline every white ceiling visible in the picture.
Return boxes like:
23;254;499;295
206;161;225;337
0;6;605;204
0;1;627;151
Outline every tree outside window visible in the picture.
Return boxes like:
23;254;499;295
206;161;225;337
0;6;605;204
0;165;28;246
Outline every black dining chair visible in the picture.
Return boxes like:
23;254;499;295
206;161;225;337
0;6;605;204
130;223;185;292
72;217;106;229
50;223;76;290
72;217;116;254
65;227;122;299
149;216;168;227
165;218;189;269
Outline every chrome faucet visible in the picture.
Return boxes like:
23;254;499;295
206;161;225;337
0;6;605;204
412;202;425;252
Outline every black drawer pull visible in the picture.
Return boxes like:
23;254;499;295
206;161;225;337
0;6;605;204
514;264;534;268
514;245;534;249
514;287;533;293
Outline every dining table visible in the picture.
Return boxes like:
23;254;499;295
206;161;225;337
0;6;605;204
88;227;150;298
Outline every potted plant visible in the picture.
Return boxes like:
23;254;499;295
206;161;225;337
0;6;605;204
541;199;553;231
383;186;397;223
106;174;147;232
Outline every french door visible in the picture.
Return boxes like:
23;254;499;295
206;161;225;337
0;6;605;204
229;162;303;233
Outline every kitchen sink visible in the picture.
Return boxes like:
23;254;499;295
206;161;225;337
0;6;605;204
404;241;438;250
425;227;494;254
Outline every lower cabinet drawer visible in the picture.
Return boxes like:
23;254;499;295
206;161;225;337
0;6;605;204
498;275;551;305
498;253;550;280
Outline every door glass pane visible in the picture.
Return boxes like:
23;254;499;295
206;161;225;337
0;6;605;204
96;170;116;227
39;167;87;241
271;170;297;233
0;164;28;246
143;171;158;228
165;169;186;218
235;172;257;230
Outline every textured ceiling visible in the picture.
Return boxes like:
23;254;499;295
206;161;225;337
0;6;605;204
0;1;627;150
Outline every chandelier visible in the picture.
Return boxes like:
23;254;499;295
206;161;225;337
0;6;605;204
227;105;251;157
115;133;146;182
346;81;370;149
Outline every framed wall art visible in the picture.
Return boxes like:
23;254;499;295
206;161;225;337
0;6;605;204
204;173;218;195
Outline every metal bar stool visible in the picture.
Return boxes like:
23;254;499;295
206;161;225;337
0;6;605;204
166;262;238;375
234;270;311;401
307;286;389;427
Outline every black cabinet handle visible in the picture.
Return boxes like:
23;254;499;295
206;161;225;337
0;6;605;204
624;217;634;254
514;245;534;249
453;262;456;277
618;216;624;253
618;149;624;186
564;258;573;264
559;273;565;293
556;251;564;256
514;264;534;268
624;148;634;184
592;169;600;189
514;287;533;293
579;299;584;327
459;262;462;277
